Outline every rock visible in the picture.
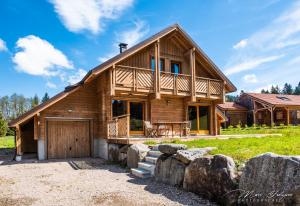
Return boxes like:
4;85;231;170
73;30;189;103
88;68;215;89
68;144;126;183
158;144;187;155
239;153;300;205
183;154;238;205
155;154;186;187
127;144;150;168
108;144;121;162
176;147;216;164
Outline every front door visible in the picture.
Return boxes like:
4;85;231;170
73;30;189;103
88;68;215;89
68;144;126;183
188;105;210;135
129;102;144;135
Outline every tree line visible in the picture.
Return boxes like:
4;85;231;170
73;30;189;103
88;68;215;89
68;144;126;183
0;93;50;136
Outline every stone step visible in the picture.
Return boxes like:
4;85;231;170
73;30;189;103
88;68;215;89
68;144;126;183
145;156;158;164
131;168;151;178
147;150;162;158
138;162;155;175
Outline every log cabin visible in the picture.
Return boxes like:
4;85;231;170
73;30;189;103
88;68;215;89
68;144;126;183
217;102;248;128
238;93;300;126
9;24;236;160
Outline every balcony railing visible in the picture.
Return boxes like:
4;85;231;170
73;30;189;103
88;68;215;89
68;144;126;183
107;114;130;138
113;65;223;99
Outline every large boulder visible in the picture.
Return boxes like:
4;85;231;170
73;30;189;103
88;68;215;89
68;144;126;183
108;144;121;162
176;147;216;164
155;154;186;187
239;153;300;205
183;154;238;205
158;144;187;155
127;144;150;168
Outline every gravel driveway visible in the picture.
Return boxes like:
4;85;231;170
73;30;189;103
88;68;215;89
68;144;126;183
0;158;215;206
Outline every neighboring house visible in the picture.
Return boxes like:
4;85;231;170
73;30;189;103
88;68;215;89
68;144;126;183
9;24;236;160
217;102;248;128
237;93;300;126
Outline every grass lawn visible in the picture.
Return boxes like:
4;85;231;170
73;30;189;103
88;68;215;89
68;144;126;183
164;126;300;164
0;136;15;148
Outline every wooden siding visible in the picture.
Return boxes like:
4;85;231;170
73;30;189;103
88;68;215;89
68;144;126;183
224;111;247;127
20;119;37;153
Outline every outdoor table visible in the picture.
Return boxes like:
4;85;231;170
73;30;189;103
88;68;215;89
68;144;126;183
153;121;190;137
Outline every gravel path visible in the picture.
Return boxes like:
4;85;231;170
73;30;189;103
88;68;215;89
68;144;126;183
0;158;216;206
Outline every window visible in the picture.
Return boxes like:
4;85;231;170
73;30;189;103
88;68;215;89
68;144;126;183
171;61;181;74
112;100;127;117
276;111;283;120
150;56;165;71
276;96;291;101
297;111;300;119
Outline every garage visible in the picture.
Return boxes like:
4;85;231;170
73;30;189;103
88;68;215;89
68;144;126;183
47;120;91;159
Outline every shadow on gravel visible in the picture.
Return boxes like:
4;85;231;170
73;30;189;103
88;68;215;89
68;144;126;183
127;174;216;206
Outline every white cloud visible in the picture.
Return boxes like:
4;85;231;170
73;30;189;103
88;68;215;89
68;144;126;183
116;20;149;47
0;38;8;51
68;68;87;85
243;74;258;83
46;81;57;89
97;20;149;63
233;39;248;49
50;0;134;34
12;35;73;76
224;55;283;75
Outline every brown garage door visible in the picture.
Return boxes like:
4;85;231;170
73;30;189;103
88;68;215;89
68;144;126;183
47;120;90;159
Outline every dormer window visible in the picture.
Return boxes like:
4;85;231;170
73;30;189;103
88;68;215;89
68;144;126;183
276;96;291;101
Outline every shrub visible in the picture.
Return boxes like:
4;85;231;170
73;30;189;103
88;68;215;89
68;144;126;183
0;112;8;137
6;127;15;136
228;125;234;130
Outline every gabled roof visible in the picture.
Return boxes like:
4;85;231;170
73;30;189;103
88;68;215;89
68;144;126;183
243;93;300;107
217;102;248;111
9;24;236;127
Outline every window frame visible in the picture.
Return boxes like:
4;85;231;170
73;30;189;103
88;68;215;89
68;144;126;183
170;60;182;74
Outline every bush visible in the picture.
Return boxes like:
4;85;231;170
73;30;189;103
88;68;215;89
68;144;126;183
228;125;234;130
6;127;15;136
0;113;8;137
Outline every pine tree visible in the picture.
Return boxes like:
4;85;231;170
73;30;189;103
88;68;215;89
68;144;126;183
31;94;39;108
42;93;50;103
294;82;300;95
282;83;293;94
270;85;280;94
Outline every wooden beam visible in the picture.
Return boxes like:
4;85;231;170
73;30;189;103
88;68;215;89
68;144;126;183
190;48;196;102
154;40;161;99
286;107;290;125
270;107;274;127
16;125;21;155
34;114;40;140
110;65;115;96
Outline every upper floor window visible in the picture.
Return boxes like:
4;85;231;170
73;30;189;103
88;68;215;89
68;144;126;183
150;56;165;71
171;61;181;75
112;100;127;117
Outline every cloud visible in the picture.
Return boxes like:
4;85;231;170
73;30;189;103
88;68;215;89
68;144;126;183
233;39;248;49
50;0;134;34
116;20;149;47
67;68;87;85
0;38;8;51
243;74;258;83
12;35;73;76
98;20;149;63
224;55;283;75
46;81;57;89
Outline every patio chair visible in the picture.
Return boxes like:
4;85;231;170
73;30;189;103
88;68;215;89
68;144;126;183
144;121;158;138
183;121;191;136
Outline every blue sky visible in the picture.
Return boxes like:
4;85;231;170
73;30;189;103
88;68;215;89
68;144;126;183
0;0;299;98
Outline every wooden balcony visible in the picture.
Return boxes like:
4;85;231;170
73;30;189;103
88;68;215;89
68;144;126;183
112;65;223;99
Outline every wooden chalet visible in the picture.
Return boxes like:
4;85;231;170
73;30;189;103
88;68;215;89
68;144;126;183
9;24;236;160
238;93;300;126
217;102;248;128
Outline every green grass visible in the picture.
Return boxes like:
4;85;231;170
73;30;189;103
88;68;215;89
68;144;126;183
0;136;15;148
165;126;300;164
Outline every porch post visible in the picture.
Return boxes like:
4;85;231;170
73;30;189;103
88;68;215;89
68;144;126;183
154;40;161;99
16;125;22;156
286;107;290;125
190;48;196;102
270;107;274;127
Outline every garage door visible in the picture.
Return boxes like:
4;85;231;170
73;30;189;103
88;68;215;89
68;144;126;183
47;120;90;159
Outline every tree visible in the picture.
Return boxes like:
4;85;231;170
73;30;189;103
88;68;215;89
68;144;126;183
31;94;39;108
282;83;293;94
270;85;280;94
42;93;50;103
294;82;300;95
226;95;238;102
261;89;269;94
0;112;7;137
